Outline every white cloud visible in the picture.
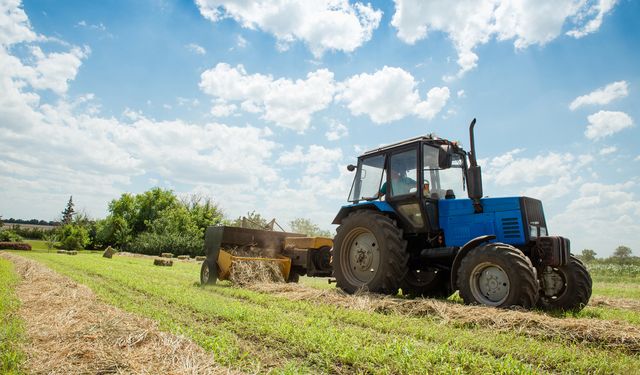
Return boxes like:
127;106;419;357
391;0;619;79
635;155;640;162
194;0;382;57
325;120;348;141
585;110;633;140
210;100;236;117
599;146;617;155
277;144;343;175
550;180;640;255
336;66;449;124
457;89;465;98
569;80;629;110
566;0;619;38
483;150;576;186
199;63;335;132
0;0;38;45
185;42;206;55
236;35;247;48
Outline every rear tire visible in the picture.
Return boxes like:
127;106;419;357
402;268;451;298
538;255;592;312
457;243;538;308
333;210;408;295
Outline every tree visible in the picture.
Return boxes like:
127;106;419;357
61;196;75;224
59;224;89;250
229;211;271;230
613;245;632;259
580;249;597;262
289;218;333;237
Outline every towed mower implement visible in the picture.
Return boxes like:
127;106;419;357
200;226;333;285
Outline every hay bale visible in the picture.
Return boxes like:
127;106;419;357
102;246;117;259
67;251;78;255
160;253;174;258
195;256;207;261
57;250;68;254
154;258;173;267
229;260;284;286
177;255;190;260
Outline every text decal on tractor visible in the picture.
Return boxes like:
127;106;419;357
332;118;592;311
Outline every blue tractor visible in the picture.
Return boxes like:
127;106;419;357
332;119;592;311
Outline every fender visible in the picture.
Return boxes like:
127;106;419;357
450;234;497;289
332;201;395;225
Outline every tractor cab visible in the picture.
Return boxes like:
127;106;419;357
344;136;467;237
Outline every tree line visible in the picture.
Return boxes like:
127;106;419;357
1;188;332;255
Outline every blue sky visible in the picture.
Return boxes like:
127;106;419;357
1;0;638;256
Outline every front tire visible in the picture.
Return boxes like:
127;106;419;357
538;255;592;312
333;210;408;295
457;243;538;308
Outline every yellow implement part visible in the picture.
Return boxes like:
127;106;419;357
217;249;292;281
284;236;333;250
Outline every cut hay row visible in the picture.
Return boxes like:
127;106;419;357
1;253;236;375
591;296;640;312
247;282;640;353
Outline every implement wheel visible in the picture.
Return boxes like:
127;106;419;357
200;260;218;285
402;269;451;298
457;243;538;308
538;255;592;312
333;210;408;295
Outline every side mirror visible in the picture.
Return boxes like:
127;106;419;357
347;164;356;172
467;165;483;200
438;145;453;169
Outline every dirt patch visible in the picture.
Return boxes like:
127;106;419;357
1;253;238;375
591;296;640;312
247;282;640;354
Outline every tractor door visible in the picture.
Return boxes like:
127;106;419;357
386;146;433;234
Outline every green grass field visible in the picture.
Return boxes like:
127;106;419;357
0;258;26;375
1;250;639;374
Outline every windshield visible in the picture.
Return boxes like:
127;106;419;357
423;145;465;199
348;154;386;202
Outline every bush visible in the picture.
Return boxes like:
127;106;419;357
0;242;31;250
59;224;89;250
0;230;23;242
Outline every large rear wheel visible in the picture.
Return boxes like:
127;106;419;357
333;210;408;295
457;243;538;308
538;255;592;312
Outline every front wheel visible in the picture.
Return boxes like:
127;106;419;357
333;210;408;295
457;243;538;308
538;255;592;312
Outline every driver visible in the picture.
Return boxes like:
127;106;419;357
378;168;416;198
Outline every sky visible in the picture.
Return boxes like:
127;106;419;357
0;0;638;256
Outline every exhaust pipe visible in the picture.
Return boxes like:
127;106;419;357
467;118;483;213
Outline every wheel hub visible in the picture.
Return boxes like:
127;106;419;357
542;266;566;298
470;263;510;306
345;231;380;283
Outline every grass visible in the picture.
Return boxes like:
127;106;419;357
8;250;640;374
0;257;26;375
